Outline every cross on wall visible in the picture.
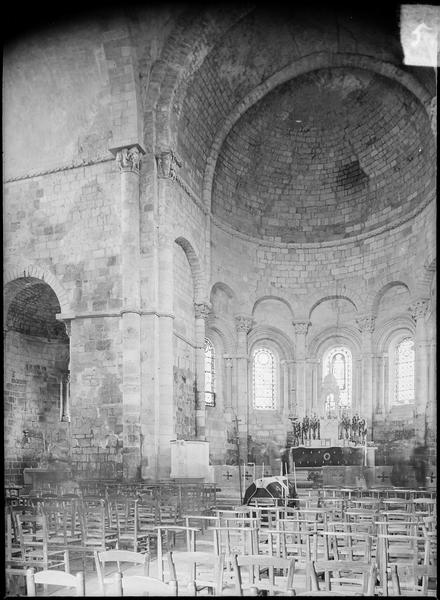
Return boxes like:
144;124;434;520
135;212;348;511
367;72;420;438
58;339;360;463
223;471;233;480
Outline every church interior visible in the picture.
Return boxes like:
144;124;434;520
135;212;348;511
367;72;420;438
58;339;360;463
3;1;437;596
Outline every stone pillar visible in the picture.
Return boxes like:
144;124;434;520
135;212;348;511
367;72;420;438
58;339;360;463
281;360;289;416
111;144;144;479
154;149;182;477
234;315;254;461
292;321;310;416
410;298;430;445
194;302;211;439
310;360;320;416
355;314;375;428
224;357;234;410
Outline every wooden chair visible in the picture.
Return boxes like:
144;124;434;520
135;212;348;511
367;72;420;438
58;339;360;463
183;513;220;537
376;533;431;596
274;517;315;566
15;511;68;571
108;495;151;553
26;567;85;596
168;550;225;595
390;561;437;596
232;553;295;595
111;571;178;596
5;567;28;596
412;497;437;518
80;497;118;550
210;525;259;561
306;559;377;595
155;525;200;580
381;497;413;512
294;591;362;596
344;508;377;535
5;507;23;567
94;548;150;595
317;530;372;562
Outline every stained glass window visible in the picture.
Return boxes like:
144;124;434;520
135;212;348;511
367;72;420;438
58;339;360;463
323;346;352;410
394;337;414;404
204;338;215;406
253;348;277;409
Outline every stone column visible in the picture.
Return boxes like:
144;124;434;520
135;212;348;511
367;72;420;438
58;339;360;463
194;302;211;439
293;321;310;416
224;357;234;410
355;314;375;427
375;355;384;416
310;360;320;416
281;360;289;416
111;144;144;479
381;353;388;416
410;298;430;445
234;315;254;461
153;150;183;478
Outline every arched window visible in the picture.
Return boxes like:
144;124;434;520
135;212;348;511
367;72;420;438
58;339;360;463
204;338;215;406
323;346;352;411
393;337;414;405
253;347;277;410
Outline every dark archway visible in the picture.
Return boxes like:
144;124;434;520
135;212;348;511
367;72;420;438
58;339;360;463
4;277;70;485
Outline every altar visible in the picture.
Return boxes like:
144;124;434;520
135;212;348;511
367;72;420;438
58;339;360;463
289;445;375;468
288;415;375;468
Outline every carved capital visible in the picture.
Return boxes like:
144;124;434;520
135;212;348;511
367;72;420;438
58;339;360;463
293;321;311;335
156;150;182;179
355;315;376;333
194;302;211;320
235;315;254;334
115;145;143;174
410;298;430;321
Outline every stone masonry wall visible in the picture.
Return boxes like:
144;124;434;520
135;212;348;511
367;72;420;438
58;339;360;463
4;332;69;485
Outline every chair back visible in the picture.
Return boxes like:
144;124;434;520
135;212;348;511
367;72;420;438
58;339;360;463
26;567;85;596
306;559;377;595
232;553;295;595
94;548;150;594
168;550;224;594
111;572;178;596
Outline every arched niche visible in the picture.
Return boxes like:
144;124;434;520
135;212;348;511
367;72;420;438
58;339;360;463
210;281;237;317
252;296;294;338
308;296;358;348
4;277;70;485
373;282;412;322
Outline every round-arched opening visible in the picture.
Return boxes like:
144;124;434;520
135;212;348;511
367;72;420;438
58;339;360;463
4;278;70;483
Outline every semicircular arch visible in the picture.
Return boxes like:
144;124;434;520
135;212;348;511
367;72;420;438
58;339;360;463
247;324;294;361
4;263;70;318
174;236;206;303
308;325;362;359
